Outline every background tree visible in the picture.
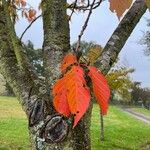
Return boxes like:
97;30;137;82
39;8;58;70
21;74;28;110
131;82;142;105
24;41;43;76
72;41;103;65
140;88;150;109
0;0;148;150
131;82;150;109
141;19;150;56
106;68;134;104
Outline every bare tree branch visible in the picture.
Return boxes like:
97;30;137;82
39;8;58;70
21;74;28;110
20;15;42;41
76;0;102;51
2;0;36;73
69;0;78;21
68;0;90;10
68;0;102;11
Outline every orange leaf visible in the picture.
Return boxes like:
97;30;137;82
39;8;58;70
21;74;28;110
88;66;110;115
21;0;26;7
65;66;90;128
28;8;36;21
109;0;133;19
53;77;70;116
61;53;78;73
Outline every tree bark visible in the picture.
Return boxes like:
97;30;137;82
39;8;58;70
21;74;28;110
95;0;147;75
0;2;50;149
0;0;148;150
42;1;73;149
42;0;70;87
72;103;93;150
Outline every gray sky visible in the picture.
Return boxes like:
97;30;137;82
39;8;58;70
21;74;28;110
15;1;150;87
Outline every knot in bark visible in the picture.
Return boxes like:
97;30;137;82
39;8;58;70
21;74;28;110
41;115;69;143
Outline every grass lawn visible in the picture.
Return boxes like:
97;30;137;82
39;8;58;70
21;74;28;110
131;107;150;116
0;96;150;150
91;105;150;150
0;96;29;150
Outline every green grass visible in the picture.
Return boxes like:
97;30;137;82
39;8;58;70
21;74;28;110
0;96;150;150
131;107;150;116
0;96;29;150
91;105;150;150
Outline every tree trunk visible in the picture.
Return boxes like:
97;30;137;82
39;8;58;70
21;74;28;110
72;103;93;150
0;0;148;150
100;111;104;141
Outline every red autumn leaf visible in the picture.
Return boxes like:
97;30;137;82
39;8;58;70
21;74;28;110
65;66;90;128
88;66;110;115
53;77;70;116
109;0;132;19
61;53;78;73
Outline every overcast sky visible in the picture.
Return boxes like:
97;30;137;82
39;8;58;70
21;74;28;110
15;1;150;87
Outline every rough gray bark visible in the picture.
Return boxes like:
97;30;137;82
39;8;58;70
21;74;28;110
42;0;70;87
41;0;70;118
42;1;73;149
72;103;93;150
0;0;148;150
95;0;147;75
0;5;51;148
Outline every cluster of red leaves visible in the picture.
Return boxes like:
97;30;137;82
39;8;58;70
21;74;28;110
15;0;36;22
53;53;110;128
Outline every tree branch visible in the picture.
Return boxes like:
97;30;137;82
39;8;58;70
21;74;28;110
68;0;90;10
76;0;102;51
0;1;47;117
68;0;102;11
20;15;42;41
68;0;78;21
2;0;37;73
95;0;147;75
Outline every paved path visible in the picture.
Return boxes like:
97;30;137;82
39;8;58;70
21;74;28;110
122;108;150;125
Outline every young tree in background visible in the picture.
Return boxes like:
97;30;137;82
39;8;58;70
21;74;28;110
106;66;134;103
0;0;148;149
